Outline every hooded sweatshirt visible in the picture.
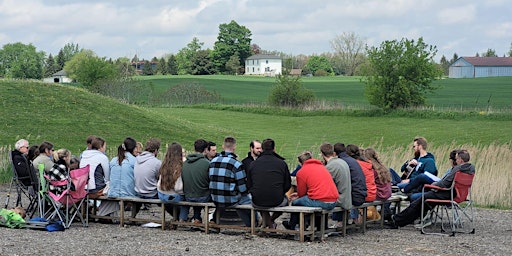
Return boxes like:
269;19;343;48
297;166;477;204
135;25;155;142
433;162;475;188
181;153;210;198
80;149;110;192
403;152;438;180
134;151;161;198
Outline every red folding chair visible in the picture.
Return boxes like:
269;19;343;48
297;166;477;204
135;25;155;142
421;171;475;236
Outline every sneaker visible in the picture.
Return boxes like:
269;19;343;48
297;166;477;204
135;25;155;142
393;192;409;200
329;221;344;229
414;219;432;229
191;219;202;224
385;215;398;229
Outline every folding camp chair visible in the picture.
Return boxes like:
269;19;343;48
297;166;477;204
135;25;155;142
420;171;475;236
5;151;39;217
45;165;90;228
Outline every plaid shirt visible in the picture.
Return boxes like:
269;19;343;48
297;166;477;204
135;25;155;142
209;151;247;207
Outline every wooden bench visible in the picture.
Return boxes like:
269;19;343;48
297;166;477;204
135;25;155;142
89;196;166;229
319;196;404;238
88;196;404;242
89;196;217;232
234;204;324;242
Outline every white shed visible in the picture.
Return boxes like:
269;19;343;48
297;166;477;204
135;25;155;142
245;54;282;76
449;57;512;78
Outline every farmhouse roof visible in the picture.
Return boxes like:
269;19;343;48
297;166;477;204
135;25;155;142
246;54;281;60
461;57;512;66
52;70;67;76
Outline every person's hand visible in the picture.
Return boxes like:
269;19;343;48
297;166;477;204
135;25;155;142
409;159;418;166
288;192;299;201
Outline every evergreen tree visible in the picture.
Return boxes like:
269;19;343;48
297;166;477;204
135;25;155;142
56;50;66;70
44;54;59;77
157;57;167;75
167;54;178;75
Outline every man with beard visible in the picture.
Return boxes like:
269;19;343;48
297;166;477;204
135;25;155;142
395;137;438;195
242;140;262;170
389;149;475;228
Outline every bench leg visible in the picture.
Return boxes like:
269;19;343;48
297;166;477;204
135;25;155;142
119;200;125;227
161;203;166;231
342;209;347;237
320;212;326;240
299;212;305;242
250;208;256;235
362;207;367;233
204;205;209;234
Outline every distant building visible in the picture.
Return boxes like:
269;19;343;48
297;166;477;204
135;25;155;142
449;57;512;78
131;61;157;74
245;54;282;76
43;70;72;83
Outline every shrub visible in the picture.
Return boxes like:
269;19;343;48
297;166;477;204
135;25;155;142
268;75;315;107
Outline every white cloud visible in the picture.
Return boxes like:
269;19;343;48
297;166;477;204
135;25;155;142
437;5;476;25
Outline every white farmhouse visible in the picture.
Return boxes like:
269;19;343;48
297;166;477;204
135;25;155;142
245;54;282;76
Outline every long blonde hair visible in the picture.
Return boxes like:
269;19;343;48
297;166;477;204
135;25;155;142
364;148;391;183
159;142;183;191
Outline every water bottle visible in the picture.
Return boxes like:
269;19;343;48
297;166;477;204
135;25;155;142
294;224;300;240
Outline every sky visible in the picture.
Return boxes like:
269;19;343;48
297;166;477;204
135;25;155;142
1;0;511;62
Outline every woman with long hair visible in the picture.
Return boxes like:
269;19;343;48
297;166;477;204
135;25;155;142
48;148;71;195
364;148;392;201
109;137;137;198
157;142;184;213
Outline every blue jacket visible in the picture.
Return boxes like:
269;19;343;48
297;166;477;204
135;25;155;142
108;152;137;197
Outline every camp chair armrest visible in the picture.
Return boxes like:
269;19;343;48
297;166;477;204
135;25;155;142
424;184;448;191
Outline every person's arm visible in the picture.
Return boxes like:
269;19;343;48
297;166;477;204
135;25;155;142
296;172;306;197
101;156;110;182
235;166;248;194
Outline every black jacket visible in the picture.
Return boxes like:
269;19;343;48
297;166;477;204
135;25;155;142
338;152;367;206
11;150;37;187
247;151;291;207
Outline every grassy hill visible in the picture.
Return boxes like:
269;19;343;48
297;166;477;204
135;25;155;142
1;78;512;208
0;80;215;154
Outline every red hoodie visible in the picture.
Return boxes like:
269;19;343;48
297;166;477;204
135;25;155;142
296;159;339;202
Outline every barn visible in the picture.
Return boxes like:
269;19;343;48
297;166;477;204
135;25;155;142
449;57;512;78
245;54;282;76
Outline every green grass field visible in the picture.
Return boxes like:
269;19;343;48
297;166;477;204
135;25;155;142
136;75;512;110
1;77;511;208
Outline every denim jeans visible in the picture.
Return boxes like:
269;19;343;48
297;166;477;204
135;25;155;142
158;192;183;215
410;192;422;201
179;195;211;222
288;196;336;229
403;173;434;193
213;194;254;227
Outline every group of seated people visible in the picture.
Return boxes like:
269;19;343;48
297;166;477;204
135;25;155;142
9;135;475;232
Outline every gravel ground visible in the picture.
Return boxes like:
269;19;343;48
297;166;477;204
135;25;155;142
1;183;511;256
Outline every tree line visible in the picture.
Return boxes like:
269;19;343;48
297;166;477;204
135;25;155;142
2;20;512;111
